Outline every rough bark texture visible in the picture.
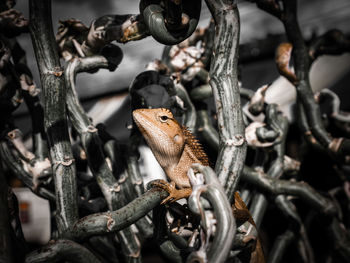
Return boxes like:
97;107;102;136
29;0;78;236
205;0;246;202
72;188;168;240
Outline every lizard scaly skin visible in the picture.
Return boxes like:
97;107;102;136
133;108;203;203
133;108;265;262
133;108;242;205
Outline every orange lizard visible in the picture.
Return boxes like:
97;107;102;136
133;108;265;262
133;108;207;203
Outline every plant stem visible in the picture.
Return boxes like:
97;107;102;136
204;0;247;202
29;0;78;236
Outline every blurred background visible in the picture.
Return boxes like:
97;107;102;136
12;0;350;141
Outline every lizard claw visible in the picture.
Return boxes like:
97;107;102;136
150;179;192;204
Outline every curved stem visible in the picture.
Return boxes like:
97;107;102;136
199;165;236;262
205;0;246;202
72;188;168;240
64;55;142;261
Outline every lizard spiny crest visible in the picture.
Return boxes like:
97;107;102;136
182;126;209;167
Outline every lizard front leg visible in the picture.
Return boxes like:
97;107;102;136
150;179;192;204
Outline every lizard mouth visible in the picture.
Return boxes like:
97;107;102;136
132;109;167;139
133;110;153;137
132;112;144;131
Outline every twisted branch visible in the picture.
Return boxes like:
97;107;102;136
205;0;247;202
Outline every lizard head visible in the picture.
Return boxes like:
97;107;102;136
132;108;185;169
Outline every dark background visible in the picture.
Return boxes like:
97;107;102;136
12;0;350;142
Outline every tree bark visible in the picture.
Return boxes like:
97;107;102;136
29;0;78;236
205;0;246;202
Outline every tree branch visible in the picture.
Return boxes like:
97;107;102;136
205;0;247;202
29;0;78;236
72;188;168;240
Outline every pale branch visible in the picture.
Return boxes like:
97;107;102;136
65;53;122;132
29;0;78;236
72;188;168;240
205;0;247;202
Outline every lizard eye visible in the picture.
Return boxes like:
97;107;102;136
159;115;169;122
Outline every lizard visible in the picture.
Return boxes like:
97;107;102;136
133;108;265;262
133;107;205;203
133;107;249;208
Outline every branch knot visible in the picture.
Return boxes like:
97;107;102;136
224;135;245;146
47;67;64;77
53;157;75;167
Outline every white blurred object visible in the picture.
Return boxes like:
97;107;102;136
88;93;128;124
265;54;350;120
13;188;50;244
138;145;166;186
